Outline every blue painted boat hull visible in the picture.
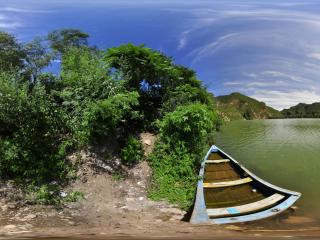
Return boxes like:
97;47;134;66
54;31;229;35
190;145;301;224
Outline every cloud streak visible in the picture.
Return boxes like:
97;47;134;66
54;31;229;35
174;1;320;109
251;90;320;110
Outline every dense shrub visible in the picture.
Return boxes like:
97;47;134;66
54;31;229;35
149;142;197;209
161;84;215;113
79;92;142;143
0;73;67;183
120;135;144;165
158;103;220;154
149;103;221;208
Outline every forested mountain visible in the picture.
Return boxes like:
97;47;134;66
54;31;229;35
281;102;320;118
216;92;282;120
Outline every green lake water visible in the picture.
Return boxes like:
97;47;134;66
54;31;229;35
215;119;320;227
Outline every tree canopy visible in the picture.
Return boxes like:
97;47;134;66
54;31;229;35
0;29;221;208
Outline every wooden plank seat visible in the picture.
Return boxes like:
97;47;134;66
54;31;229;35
205;159;230;164
203;177;252;188
207;193;285;217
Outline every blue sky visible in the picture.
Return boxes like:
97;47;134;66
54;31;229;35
1;0;320;110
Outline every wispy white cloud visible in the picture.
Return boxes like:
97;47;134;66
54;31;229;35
251;90;320;110
307;52;320;60
174;4;320;109
224;81;242;86
189;33;240;63
260;71;308;83
177;30;191;50
0;7;52;13
0;13;21;29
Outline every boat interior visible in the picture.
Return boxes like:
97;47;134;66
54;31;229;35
203;150;288;218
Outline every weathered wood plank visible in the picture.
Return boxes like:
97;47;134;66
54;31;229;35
206;193;285;217
205;159;230;164
203;177;252;188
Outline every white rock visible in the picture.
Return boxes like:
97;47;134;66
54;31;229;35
24;214;37;220
4;225;16;230
60;191;67;197
143;139;152;146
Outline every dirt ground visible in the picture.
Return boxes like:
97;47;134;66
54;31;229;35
0;133;319;239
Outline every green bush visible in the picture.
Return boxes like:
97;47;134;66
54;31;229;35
158;103;220;154
121;135;144;165
148;103;221;209
148;142;197;209
0;73;68;183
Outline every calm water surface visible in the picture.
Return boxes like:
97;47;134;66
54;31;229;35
215;119;320;225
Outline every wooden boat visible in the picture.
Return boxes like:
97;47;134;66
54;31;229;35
190;145;301;224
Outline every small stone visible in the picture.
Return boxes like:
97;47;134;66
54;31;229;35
143;139;152;146
24;214;37;220
126;198;134;202
170;215;183;221
225;225;243;231
59;191;67;197
4;225;16;230
138;197;144;201
1;205;8;211
8;204;17;209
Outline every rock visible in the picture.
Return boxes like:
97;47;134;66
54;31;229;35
8;203;17;209
169;215;183;221
59;191;67;197
138;197;144;201
225;225;243;231
126;198;134;202
3;225;16;230
24;214;37;220
143;139;152;146
1;205;8;211
160;208;186;215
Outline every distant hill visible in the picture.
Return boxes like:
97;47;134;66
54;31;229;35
216;92;282;120
281;102;320;118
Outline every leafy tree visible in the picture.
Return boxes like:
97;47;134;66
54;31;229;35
105;44;175;91
61;46;119;100
24;37;52;83
0;31;25;72
162;84;214;113
47;29;89;54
